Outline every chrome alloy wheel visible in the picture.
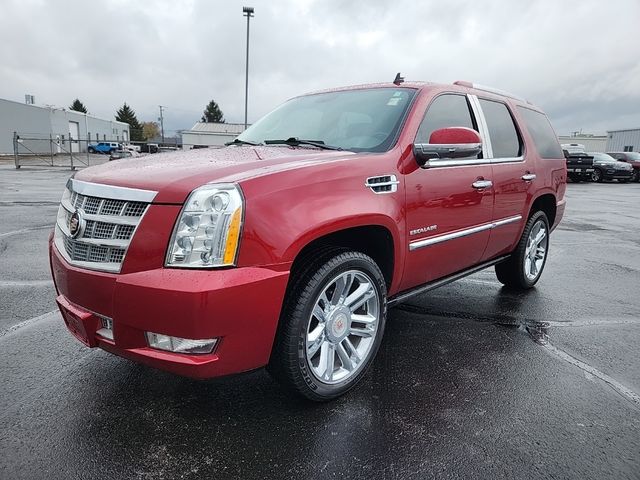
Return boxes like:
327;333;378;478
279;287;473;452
524;220;548;281
305;270;379;385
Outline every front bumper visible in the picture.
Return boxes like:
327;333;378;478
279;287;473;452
602;169;634;180
50;239;290;378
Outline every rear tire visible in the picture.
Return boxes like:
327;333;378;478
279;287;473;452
268;251;387;401
495;211;550;290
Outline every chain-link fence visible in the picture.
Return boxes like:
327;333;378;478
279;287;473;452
12;132;133;170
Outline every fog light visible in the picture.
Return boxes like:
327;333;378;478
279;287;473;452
145;332;218;355
96;316;114;340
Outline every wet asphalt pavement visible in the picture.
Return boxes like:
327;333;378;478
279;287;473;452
1;162;639;480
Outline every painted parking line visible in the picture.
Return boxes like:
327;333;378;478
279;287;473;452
0;310;59;340
544;342;640;407
0;225;52;239
0;280;54;287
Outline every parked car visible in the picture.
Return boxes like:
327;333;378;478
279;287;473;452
563;151;594;182
123;144;141;153
590;152;634;182
109;149;140;161
606;152;640;182
49;79;566;401
88;142;122;154
140;143;159;154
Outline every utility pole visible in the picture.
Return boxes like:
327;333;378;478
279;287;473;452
243;6;254;130
158;105;165;144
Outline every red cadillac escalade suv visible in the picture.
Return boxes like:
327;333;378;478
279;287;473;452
49;79;566;401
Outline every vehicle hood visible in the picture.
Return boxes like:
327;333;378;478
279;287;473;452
595;160;632;169
75;146;357;203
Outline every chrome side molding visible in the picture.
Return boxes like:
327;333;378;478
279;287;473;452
409;215;522;251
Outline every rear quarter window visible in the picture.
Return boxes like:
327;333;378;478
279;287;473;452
517;107;563;159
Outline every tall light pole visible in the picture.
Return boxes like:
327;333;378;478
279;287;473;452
243;6;254;130
158;105;165;144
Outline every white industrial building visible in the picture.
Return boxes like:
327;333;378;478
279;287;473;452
606;128;640;152
181;122;247;150
0;97;130;155
557;134;607;153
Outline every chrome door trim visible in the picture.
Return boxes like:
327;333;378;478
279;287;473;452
418;157;492;168
491;156;525;164
467;94;493;159
67;178;158;203
409;214;522;251
472;180;493;189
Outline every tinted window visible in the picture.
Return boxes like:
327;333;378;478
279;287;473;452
517;107;563;159
479;99;521;158
415;94;476;144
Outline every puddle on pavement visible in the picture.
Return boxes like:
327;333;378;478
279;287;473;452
394;302;550;345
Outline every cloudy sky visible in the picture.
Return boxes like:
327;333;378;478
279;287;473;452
1;0;638;136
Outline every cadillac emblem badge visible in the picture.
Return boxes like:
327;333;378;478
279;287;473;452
68;209;86;239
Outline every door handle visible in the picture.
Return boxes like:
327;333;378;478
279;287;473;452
522;173;536;181
472;180;493;189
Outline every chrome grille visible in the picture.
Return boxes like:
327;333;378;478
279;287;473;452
54;179;157;273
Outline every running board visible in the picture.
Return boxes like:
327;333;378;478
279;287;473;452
388;255;510;306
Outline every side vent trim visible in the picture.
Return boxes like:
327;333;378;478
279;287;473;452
365;175;399;194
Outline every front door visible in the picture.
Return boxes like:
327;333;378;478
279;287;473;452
402;93;494;290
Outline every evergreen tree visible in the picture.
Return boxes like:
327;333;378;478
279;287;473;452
201;100;225;123
115;103;143;141
69;99;87;113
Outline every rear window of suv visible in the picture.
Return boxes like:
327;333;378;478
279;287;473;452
517;107;563;159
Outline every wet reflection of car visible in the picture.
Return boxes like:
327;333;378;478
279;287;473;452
590;152;634;183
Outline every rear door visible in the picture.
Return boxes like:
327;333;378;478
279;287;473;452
472;96;531;260
402;93;494;290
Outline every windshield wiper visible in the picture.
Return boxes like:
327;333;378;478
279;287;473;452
263;137;342;151
225;138;261;146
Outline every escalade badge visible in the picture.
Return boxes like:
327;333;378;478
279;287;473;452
68;209;86;239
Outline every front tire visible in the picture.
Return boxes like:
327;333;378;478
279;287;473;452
268;251;387;401
632;169;640;183
591;168;603;183
495;211;550;289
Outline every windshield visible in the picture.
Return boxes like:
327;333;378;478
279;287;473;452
625;152;640;160
236;88;417;152
591;152;616;163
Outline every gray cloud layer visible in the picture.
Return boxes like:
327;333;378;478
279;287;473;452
1;0;638;135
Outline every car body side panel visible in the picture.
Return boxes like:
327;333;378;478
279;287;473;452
237;152;407;295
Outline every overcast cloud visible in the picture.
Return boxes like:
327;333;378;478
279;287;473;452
1;0;638;136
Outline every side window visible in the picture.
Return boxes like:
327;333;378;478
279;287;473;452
415;94;476;144
516;107;563;159
479;99;522;158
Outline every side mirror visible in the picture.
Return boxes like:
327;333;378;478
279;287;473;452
413;127;482;168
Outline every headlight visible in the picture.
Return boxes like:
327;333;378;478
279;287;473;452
166;184;244;268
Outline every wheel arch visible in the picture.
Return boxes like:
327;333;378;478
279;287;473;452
285;221;399;293
528;192;557;226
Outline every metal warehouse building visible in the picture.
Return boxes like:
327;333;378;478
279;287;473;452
181;122;247;150
606;128;640;152
0;98;130;155
558;134;607;153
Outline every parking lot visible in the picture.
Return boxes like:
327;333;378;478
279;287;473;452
1;162;639;480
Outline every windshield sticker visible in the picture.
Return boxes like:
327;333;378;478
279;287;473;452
387;97;401;106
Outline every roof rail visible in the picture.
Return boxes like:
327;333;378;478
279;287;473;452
453;80;527;102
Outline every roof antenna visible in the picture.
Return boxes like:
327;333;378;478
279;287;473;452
393;72;404;85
